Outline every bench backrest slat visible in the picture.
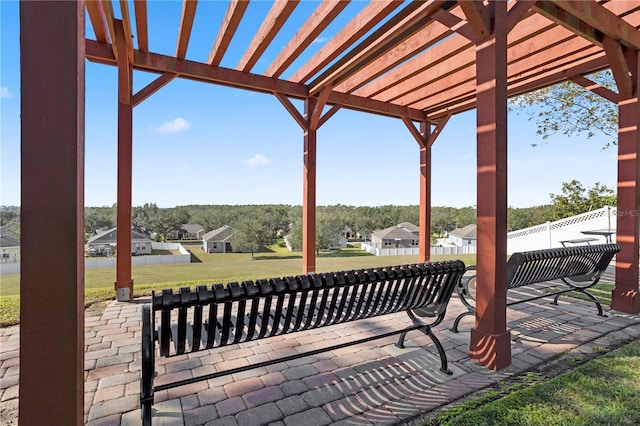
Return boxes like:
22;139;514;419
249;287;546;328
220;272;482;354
152;260;466;357
507;244;619;289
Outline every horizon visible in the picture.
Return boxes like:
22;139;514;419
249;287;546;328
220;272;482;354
0;1;619;210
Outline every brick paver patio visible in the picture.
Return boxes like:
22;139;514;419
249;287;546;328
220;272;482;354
2;278;640;425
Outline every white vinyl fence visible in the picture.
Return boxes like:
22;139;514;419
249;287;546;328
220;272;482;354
506;206;616;254
360;244;476;256
1;242;191;276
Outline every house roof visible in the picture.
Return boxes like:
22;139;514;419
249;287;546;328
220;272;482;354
87;227;152;244
397;222;419;233
181;224;204;234
0;234;20;248
450;224;477;239
372;225;417;240
203;225;235;242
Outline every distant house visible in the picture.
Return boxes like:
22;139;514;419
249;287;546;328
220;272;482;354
171;224;205;240
370;223;419;249
202;225;234;253
86;227;153;256
0;234;20;264
448;224;477;246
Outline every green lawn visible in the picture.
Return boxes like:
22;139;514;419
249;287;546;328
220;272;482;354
428;339;640;426
0;247;475;326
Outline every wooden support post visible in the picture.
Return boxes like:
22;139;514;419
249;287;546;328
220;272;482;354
303;98;318;273
114;19;134;301
612;50;640;313
19;1;85;424
468;0;512;370
419;123;432;263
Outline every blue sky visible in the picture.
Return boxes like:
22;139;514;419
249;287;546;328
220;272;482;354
0;1;618;209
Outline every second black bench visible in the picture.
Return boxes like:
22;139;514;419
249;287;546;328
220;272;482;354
140;260;466;425
451;244;620;332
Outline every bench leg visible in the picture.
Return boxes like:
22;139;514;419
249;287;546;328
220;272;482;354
552;291;606;317
141;305;155;426
450;311;474;333
397;311;453;375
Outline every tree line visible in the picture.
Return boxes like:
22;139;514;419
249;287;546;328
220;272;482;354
0;180;616;253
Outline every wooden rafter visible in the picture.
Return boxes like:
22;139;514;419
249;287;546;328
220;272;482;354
236;0;300;72
100;0;118;58
309;87;331;131
86;1;108;43
401;117;426;147
290;0;405;83
335;18;457;94
265;0;349;78
119;0;134;63
134;0;148;51
208;0;249;66
317;105;340;129
506;0;535;34
176;0;198;59
309;1;446;96
430;8;476;43
548;0;640;50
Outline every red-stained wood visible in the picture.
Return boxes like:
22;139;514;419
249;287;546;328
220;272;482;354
549;0;640;50
237;0;299;72
119;0;134;63
19;1;85;424
336;18;455;94
114;19;134;301
134;0;148;51
506;0;535;33
208;0;249;65
176;0;198;59
612;50;640;314
430;8;477;43
469;0;512;371
571;75;619;104
303;98;317;274
290;0;405;83
458;0;491;41
317;104;340;129
603;36;633;100
266;0;349;78
309;87;331;131
132;72;177;107
309;1;445;96
417;122;431;263
275;93;306;130
86;1;108;43
101;0;118;58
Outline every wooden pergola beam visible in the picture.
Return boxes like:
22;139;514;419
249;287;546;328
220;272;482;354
86;1;108;43
208;0;249;66
266;0;349;78
119;0;134;64
548;0;640;50
290;0;405;83
132;72;177;107
85;40;427;121
458;0;492;41
571;75;619;104
100;0;118;58
176;0;198;59
603;36;634;100
134;0;148;51
309;1;446;96
236;0;300;72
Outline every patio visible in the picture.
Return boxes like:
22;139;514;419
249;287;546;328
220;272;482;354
3;269;640;425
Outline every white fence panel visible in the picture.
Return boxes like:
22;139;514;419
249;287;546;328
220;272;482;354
0;263;20;275
506;206;616;254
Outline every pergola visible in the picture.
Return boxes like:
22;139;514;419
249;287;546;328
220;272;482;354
19;1;640;424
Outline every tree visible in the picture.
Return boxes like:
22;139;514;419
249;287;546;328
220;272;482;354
548;180;616;220
232;213;272;258
510;70;618;149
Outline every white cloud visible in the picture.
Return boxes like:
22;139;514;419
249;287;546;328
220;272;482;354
1;86;12;98
312;37;328;44
245;153;270;167
156;117;190;133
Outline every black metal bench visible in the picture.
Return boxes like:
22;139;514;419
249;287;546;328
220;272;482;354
140;260;466;425
451;244;620;332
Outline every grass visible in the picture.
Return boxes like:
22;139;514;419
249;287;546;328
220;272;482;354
425;339;640;426
0;247;475;327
